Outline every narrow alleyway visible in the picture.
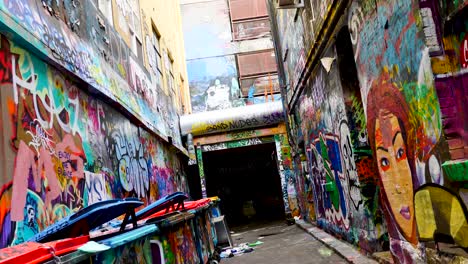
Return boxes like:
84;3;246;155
221;222;347;264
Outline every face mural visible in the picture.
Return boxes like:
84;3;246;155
347;0;456;260
367;78;422;261
375;113;414;239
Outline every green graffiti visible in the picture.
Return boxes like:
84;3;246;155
350;94;367;140
402;82;442;156
151;236;175;264
196;147;207;197
202;137;274;152
319;137;339;210
226;130;259;141
442;160;468;182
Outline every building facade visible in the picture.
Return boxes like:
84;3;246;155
270;0;468;262
0;0;190;248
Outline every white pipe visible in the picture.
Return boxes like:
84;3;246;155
180;101;284;136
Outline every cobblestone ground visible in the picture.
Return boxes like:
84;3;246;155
221;222;348;264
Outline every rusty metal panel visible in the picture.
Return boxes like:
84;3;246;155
240;74;280;96
237;50;277;77
229;0;268;21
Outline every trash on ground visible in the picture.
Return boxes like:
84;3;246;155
220;243;255;258
248;241;264;247
318;247;333;257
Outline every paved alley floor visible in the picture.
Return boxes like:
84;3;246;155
221;221;348;264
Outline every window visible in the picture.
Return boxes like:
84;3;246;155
229;0;271;40
237;50;280;99
237;50;277;77
98;0;113;26
150;26;163;90
232;18;271;40
131;33;143;58
240;75;280;97
164;51;176;96
152;28;162;70
129;5;143;59
229;0;268;20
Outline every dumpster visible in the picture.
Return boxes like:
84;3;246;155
140;197;220;264
0;193;222;264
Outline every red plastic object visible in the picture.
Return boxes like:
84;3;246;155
0;236;89;264
0;242;53;264
43;235;89;256
144;198;212;220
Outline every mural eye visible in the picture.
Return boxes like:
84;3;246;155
396;147;406;161
380;157;390;171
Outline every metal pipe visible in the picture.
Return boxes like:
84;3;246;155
180;101;284;136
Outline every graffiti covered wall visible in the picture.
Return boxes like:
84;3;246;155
0;0;183;147
296;45;386;254
348;0;467;261
274;134;299;216
273;0;468;262
0;35;189;248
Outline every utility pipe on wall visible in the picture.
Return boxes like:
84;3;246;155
180;101;284;136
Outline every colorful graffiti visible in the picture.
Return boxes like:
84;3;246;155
366;79;423;262
167;222;200;264
0;35;189;248
414;184;468;248
295;43;385;254
186;57;245;113
98;237;152;264
275;7;306;99
432;5;468;160
150;236;175;264
274;134;298;215
0;0;181;144
348;0;461;261
292;154;316;221
273;0;468;261
201;137;274;152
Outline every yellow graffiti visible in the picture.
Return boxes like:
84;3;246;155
415;185;468;247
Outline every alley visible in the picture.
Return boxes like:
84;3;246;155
0;0;467;263
222;222;347;264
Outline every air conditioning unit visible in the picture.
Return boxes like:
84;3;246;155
277;0;304;9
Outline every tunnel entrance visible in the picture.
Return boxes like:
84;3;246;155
203;142;285;227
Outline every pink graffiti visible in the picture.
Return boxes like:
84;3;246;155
11;134;84;222
461;34;468;68
56;135;85;179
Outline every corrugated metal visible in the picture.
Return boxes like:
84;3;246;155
238;50;277;77
180;101;284;136
229;0;268;21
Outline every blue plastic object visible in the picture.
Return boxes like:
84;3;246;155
30;198;143;243
99;225;158;249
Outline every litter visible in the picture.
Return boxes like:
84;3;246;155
248;241;264;247
219;243;256;258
